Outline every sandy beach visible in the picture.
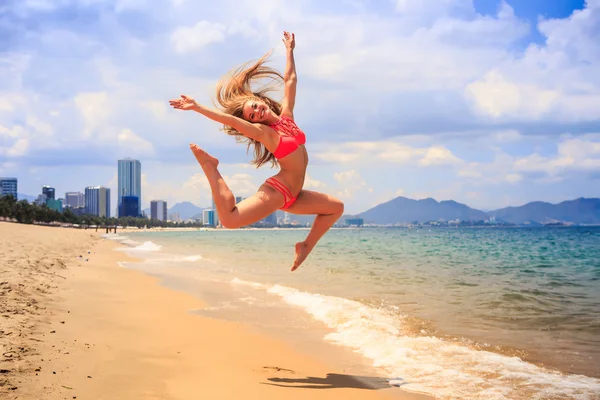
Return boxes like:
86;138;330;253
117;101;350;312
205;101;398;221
0;222;433;400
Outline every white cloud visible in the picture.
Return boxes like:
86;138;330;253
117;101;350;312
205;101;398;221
514;136;600;176
458;152;524;185
465;191;480;199
117;128;155;156
137;168;261;209
455;135;600;185
504;173;523;184
26;116;54;137
304;174;327;190
171;21;227;54
142;101;168;121
0;98;13;111
395;0;473;17
334;170;365;184
0;125;30;158
464;1;600;122
492;129;522;142
465;71;559;119
20;0;57;12
7;138;30;157
379;144;422;164
333;169;367;199
418;146;462;167
298;1;528;93
74;92;109;138
315;140;463;168
113;0;147;12
181;171;258;203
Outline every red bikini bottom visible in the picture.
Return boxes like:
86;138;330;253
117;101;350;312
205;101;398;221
265;177;298;210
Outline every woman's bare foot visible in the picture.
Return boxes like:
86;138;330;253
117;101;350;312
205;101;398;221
190;143;219;168
292;241;313;271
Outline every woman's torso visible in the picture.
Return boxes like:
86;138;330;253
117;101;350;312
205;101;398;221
267;116;309;195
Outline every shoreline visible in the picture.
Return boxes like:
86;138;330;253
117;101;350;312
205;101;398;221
114;225;600;398
0;222;433;400
116;224;600;235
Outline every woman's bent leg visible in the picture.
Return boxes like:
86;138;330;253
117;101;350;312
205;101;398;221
190;144;282;228
284;190;344;271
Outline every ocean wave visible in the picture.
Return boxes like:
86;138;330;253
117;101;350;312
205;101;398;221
121;241;162;252
231;280;600;400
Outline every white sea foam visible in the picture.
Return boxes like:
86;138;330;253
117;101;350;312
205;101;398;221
102;234;129;241
231;280;600;400
123;241;162;252
231;277;268;290
119;239;141;246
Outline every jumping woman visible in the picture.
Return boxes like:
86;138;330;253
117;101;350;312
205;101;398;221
169;31;344;271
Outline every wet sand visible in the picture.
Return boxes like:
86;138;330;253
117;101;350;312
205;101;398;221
0;222;433;400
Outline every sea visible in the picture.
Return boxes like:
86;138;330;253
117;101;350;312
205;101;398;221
104;226;600;400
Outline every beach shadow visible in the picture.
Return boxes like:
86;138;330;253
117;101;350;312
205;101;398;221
262;372;406;390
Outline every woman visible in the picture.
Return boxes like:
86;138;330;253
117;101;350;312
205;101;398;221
169;31;344;271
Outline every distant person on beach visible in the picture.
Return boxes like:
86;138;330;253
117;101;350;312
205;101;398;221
169;31;344;271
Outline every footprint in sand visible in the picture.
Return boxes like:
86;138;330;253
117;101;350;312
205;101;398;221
262;366;295;374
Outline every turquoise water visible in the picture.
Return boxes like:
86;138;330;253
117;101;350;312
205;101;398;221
107;226;600;400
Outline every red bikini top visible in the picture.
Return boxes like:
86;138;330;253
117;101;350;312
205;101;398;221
269;116;306;159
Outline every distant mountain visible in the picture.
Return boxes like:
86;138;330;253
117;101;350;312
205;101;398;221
134;196;600;226
143;201;205;220
17;193;36;202
168;202;205;220
489;198;600;225
356;196;489;224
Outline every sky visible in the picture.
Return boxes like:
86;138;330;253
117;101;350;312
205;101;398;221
1;0;599;215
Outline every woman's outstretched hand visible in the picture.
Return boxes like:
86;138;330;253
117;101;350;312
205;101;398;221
169;94;197;111
282;31;295;51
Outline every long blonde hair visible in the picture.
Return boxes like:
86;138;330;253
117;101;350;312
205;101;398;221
214;51;284;168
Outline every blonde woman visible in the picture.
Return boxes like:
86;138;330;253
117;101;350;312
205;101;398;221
169;32;344;271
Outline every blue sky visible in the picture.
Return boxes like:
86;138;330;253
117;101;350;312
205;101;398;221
1;0;599;215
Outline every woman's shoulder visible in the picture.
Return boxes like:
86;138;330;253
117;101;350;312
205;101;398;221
279;109;295;121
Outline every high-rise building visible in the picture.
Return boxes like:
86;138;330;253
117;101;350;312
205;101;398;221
42;185;55;200
119;195;139;218
85;186;111;217
0;177;17;198
202;209;215;226
65;192;85;208
46;199;62;212
35;194;47;206
117;158;141;217
150;200;167;222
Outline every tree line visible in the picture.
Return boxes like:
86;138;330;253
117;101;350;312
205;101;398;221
0;195;204;229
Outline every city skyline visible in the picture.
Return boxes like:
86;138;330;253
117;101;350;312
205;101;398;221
4;156;175;219
3;173;600;227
